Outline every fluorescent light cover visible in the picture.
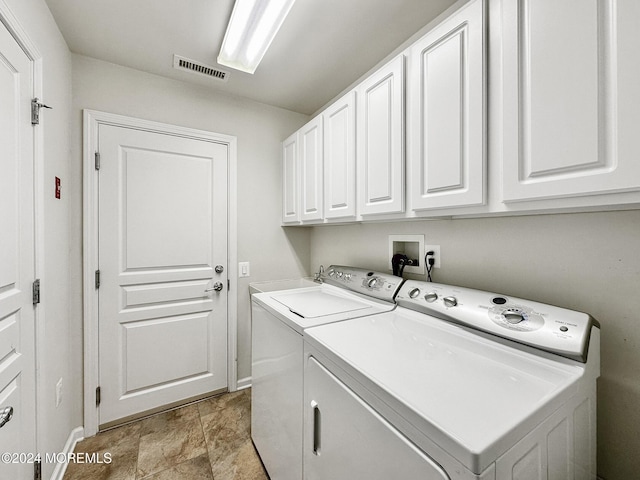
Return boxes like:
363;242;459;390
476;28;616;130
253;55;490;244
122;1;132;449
218;0;296;74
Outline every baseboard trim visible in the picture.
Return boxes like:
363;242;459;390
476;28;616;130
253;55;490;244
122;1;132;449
49;426;84;480
236;376;252;391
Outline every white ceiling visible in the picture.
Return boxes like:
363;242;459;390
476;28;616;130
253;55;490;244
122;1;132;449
44;0;457;115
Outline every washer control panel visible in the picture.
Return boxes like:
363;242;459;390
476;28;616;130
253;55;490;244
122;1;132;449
323;265;403;302
395;280;599;363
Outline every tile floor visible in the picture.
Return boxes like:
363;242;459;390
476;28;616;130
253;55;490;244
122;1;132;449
63;389;269;480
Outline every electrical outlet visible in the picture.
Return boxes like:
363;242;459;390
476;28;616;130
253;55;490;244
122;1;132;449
56;378;63;407
425;245;441;269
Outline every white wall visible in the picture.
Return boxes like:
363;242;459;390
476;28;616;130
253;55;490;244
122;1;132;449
309;210;640;480
2;1;75;478
69;54;311;385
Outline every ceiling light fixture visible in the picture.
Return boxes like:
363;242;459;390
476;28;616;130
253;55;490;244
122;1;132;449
218;0;297;74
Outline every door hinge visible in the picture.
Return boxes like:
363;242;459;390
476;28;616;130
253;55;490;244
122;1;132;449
31;98;52;125
34;459;42;480
32;279;41;305
96;386;101;406
95;269;101;289
95;151;101;170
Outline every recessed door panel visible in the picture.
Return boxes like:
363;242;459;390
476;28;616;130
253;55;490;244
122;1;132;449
423;31;464;192
524;0;599;176
123;148;212;269
122;279;211;308
300;116;323;222
0;314;18;361
282;133;299;223
365;81;393;203
123;313;211;392
323;91;356;219
0;60;18;290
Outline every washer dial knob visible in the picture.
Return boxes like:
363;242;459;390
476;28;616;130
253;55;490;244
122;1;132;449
409;288;421;298
489;304;543;332
503;310;525;324
424;292;438;303
443;296;458;307
367;277;379;288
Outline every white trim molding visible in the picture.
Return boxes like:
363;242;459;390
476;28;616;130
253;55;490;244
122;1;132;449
236;376;252;391
49;426;85;480
82;109;239;437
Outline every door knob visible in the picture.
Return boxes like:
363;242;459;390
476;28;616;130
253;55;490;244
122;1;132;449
215;265;224;274
0;406;14;428
205;282;224;293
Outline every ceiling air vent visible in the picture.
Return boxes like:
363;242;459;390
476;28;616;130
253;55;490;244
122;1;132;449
173;55;229;82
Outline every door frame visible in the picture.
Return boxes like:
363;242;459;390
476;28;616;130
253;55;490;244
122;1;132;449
83;110;238;436
0;0;44;456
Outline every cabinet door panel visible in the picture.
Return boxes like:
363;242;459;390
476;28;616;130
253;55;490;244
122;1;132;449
282;132;299;224
409;0;484;210
524;0;599;175
502;0;640;202
358;55;405;215
300;116;324;222
424;33;463;190
324;91;356;219
616;0;640;191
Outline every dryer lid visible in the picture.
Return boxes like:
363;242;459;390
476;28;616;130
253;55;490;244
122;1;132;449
305;309;587;474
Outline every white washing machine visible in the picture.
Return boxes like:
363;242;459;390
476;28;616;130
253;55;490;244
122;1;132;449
251;265;404;480
303;280;600;480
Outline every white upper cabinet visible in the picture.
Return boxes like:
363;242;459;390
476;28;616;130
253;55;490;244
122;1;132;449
357;55;405;216
299;115;324;222
283;0;640;225
323;91;357;220
501;0;640;202
408;0;485;211
282;131;300;224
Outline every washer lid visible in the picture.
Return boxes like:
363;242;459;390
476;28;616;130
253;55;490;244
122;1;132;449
273;290;373;318
304;309;586;474
253;284;397;333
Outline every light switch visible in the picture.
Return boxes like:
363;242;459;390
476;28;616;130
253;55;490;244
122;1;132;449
239;262;250;278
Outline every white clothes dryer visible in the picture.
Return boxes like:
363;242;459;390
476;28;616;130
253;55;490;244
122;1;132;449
250;265;403;480
303;280;600;480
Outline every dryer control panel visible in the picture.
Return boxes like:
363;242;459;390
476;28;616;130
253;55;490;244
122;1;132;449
396;280;599;363
323;265;403;303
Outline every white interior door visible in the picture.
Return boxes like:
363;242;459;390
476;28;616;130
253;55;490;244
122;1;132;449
0;21;37;478
98;124;228;426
